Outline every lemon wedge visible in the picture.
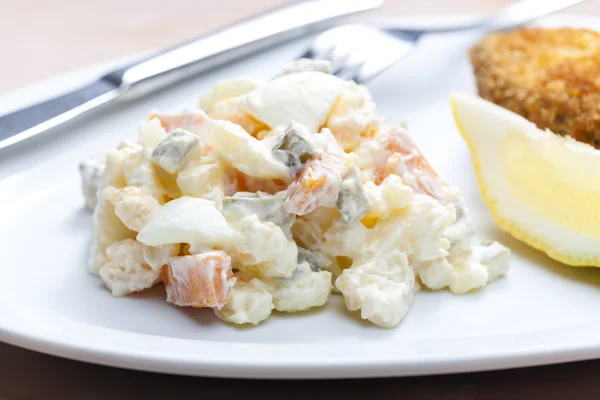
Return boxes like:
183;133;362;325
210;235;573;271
451;92;600;267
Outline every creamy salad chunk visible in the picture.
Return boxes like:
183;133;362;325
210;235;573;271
80;59;510;328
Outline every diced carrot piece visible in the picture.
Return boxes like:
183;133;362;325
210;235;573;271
162;252;234;309
285;131;346;215
374;126;451;203
149;111;210;137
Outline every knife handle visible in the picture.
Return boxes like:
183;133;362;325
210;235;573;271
106;0;384;98
0;81;119;150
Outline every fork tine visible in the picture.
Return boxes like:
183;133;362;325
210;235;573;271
299;45;332;63
335;60;366;83
330;53;353;76
298;24;416;85
300;45;350;76
298;49;315;60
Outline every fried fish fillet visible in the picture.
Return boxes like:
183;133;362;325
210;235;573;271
469;27;600;148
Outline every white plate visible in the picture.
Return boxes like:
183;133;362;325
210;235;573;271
2;14;600;379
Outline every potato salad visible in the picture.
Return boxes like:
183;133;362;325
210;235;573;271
80;60;510;328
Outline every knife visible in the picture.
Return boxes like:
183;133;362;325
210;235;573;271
0;0;384;151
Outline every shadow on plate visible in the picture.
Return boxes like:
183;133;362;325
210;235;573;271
61;207;93;233
132;285;233;328
495;230;600;288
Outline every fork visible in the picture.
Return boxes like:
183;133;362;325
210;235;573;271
303;0;587;84
300;24;413;84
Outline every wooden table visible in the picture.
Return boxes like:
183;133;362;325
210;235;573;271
2;0;600;398
1;341;600;399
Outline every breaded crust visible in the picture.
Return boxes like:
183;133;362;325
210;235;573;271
470;27;600;147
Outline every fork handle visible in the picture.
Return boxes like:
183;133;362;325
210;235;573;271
387;0;588;38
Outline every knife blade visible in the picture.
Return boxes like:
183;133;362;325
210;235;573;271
0;0;384;151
